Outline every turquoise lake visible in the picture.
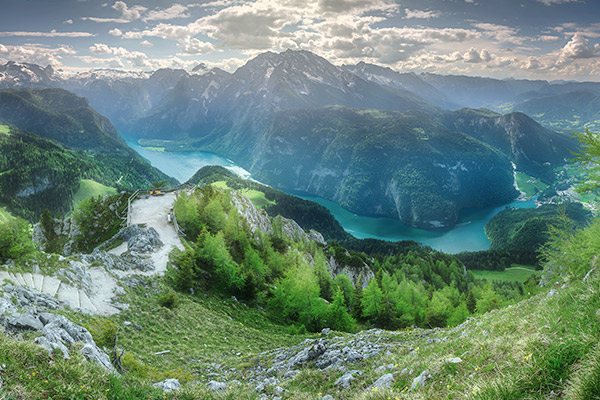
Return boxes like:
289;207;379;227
126;137;536;254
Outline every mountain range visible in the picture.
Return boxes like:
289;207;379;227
0;50;582;227
0;88;175;219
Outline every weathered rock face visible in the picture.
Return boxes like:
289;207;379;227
82;250;154;272
0;284;65;313
230;191;325;245
32;216;81;255
58;261;92;290
0;308;114;372
326;255;374;289
120;224;163;253
249;329;396;384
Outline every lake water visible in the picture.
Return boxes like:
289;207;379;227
126;136;536;253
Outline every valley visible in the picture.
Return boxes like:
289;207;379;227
1;6;600;396
127;140;542;253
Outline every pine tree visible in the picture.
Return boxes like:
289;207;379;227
466;290;477;314
328;289;355;332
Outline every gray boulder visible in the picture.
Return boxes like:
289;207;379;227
444;357;462;364
34;313;114;372
122;225;163;253
411;370;432;390
335;370;362;389
369;373;394;390
153;378;181;393
4;312;44;331
58;261;92;290
2;285;65;311
207;380;228;391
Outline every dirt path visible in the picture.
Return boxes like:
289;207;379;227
0;192;185;316
129;192;184;274
110;192;184;275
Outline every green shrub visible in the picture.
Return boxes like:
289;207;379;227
157;290;179;309
85;317;118;349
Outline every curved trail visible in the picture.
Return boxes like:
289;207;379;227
1;192;183;315
109;192;184;275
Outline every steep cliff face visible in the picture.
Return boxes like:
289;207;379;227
445;109;575;178
244;107;517;229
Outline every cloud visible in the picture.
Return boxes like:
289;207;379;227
89;43;113;55
140;40;153;48
0;44;76;66
404;9;441;19
123;22;199;41
0;30;94;37
559;33;600;60
78;55;125;68
537;0;582;5
473;22;526;45
537;35;559;42
177;38;215;55
81;17;130;23
462;47;491;63
88;43;150;67
112;1;146;20
144;4;191;21
108;28;123;36
63;19;73;24
83;1;147;24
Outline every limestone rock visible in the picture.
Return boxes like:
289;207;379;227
34;313;114;372
369;373;394;390
326;255;374;289
121;225;163;253
153;378;181;393
207;380;228;391
4;312;44;331
411;370;432;390
335;370;362;389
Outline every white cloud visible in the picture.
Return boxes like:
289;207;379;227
112;1;146;20
404;9;441;19
140;40;153;48
537;0;582;5
81;17;130;23
89;43;113;55
177;38;215;55
108;28;123;36
0;44;76;66
0;30;94;38
63;19;73;24
123;22;198;41
559;33;600;60
88;43;150;67
144;4;190;21
78;55;125;68
537;35;559;42
473;22;527;45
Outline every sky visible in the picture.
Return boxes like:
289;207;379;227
1;0;600;81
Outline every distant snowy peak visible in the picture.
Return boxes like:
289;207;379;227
233;49;363;93
69;68;151;81
0;61;60;88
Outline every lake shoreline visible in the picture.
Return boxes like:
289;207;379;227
124;136;536;254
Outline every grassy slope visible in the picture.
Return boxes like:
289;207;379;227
72;179;118;207
0;124;10;135
3;268;600;399
211;181;275;209
515;172;548;197
471;265;541;283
